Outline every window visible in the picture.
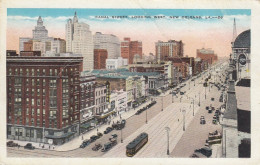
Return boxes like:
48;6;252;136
43;89;46;96
43;100;45;106
32;69;35;76
20;68;23;75
26;98;29;104
37;99;40;106
31;98;34;106
37;69;40;76
8;68;12;75
43;69;46;76
43;79;46;86
26;108;29;115
36;79;40;86
32;108;35;116
32;79;35;86
31;118;34;125
37;108;40;116
26;118;29;125
43;109;45;116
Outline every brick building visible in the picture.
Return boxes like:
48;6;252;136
94;49;108;69
7;56;83;145
155;40;184;61
196;48;218;65
6;50;18;57
121;37;142;64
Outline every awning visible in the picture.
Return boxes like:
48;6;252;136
45;132;75;139
97;110;116;119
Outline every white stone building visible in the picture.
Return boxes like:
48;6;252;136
93;32;121;59
106;57;128;70
32;16;49;40
66;12;94;71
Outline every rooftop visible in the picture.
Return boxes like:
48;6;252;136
233;29;250;48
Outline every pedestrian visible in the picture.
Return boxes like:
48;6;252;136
82;135;84;140
39;143;41;147
42;145;44;149
18;145;20;149
53;145;55;150
49;145;50;150
178;119;179;122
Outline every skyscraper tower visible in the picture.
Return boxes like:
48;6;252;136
66;12;94;71
32;16;48;40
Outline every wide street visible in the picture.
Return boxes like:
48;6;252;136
7;62;227;158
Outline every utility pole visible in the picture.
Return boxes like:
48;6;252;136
165;127;170;155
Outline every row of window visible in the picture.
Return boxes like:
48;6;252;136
8;67;79;76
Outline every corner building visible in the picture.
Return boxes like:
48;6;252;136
7;56;83;145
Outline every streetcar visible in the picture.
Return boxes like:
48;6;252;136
126;132;148;157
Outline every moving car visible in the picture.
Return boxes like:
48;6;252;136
92;143;102;151
101;138;117;152
200;118;206;125
24;143;35;150
80;139;91;148
97;132;103;137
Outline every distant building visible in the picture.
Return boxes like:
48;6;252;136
32;16;49;40
155;40;184;62
121;37;142;64
66;12;94;71
93;32;120;59
94;49;108;70
20;51;41;57
106;57;128;70
19;37;32;52
6;50;18;56
7;56;83;145
196;48;218;65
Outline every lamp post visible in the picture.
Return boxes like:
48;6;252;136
121;119;123;143
182;108;186;131
205;86;206;99
199;91;200;106
146;107;148;124
192;99;195;116
165;127;170;155
189;81;190;90
161;96;163;111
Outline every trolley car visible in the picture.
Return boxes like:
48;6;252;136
126;132;148;157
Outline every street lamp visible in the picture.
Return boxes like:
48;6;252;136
165;127;170;155
121;120;123;143
192;99;195;116
182;108;186;131
161;96;163;111
198;91;200;106
205;86;207;99
146;107;148;124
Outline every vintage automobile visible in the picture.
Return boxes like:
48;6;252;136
7;141;19;147
104;127;113;134
24;143;35;150
80;139;91;148
200;118;206;125
92;143;102;151
97;132;103;137
101;138;117;152
90;135;99;142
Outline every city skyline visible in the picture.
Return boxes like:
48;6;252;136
7;9;250;57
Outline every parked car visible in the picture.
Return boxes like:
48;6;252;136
211;97;215;101
111;134;118;139
104;127;113;134
180;91;184;95
90;135;99;142
194;147;212;157
101;142;112;152
80;139;91;148
24;143;35;150
92;143;102;151
7;141;19;147
206;106;209;110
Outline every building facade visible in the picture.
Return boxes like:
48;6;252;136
196;48;218;65
66;12;94;71
121;37;142;64
93;32;121;59
155;40;184;62
32;16;49;40
79;72;96;133
106;57;128;70
7;56;83;145
94;49;108;69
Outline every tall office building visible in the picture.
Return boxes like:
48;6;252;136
155;40;184;61
66;12;94;71
121;37;142;64
33;16;49;40
93;32;121;59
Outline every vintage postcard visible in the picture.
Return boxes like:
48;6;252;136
1;0;260;165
